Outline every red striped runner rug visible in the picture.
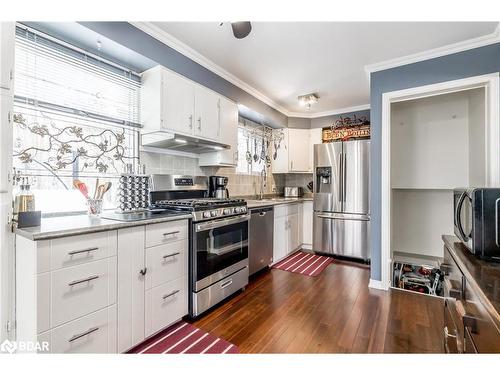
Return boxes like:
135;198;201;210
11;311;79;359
128;321;239;354
272;251;333;276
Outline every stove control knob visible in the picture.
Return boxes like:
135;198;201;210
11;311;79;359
223;208;231;215
203;211;211;218
211;210;218;217
240;206;247;213
234;207;241;213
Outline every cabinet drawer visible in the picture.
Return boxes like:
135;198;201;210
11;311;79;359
50;258;117;327
46;231;117;272
145;220;188;248
50;305;117;353
442;246;464;299
145;239;188;289
460;282;500;353
145;276;187;337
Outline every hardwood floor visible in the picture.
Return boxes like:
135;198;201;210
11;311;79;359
188;259;444;353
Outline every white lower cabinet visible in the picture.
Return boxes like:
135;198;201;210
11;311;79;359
117;226;146;353
16;219;189;354
273;203;302;263
48;305;117;354
145;276;188;337
302;201;313;249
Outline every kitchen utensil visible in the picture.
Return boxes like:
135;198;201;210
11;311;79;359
73;179;89;199
94;178;99;199
253;137;259;162
245;138;252;164
306;181;313;192
260;136;265;160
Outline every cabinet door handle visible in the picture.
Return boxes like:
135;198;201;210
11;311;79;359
163;252;180;259
198;117;202;130
68;275;99;287
68;247;99;256
139;267;147;276
68;327;99;343
162;290;180;299
189;115;193;129
163;230;180;237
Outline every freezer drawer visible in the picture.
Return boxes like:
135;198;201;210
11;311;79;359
313;212;370;260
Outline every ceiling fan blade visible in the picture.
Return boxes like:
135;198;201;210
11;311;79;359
231;22;252;39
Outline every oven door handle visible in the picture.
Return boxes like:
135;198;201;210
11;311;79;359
195;214;250;232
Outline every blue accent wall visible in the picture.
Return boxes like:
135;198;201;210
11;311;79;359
370;43;500;281
79;22;288;128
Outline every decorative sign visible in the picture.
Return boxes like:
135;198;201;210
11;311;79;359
322;115;370;142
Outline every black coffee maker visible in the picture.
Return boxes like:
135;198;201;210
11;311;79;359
209;176;229;199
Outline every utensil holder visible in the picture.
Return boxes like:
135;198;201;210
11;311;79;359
87;198;103;215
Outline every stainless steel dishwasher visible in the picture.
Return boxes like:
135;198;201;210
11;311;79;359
249;206;274;275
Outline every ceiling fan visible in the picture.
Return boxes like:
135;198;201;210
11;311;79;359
220;22;252;39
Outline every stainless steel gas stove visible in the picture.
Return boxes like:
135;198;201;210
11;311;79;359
150;174;249;318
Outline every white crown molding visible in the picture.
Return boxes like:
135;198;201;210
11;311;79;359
288;103;370;119
130;21;290;116
365;22;500;74
131;22;370;120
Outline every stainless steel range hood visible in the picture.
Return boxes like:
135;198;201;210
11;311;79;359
141;131;230;154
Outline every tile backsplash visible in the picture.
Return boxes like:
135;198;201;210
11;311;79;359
141;151;313;197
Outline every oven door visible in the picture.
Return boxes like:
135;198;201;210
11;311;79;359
192;214;249;291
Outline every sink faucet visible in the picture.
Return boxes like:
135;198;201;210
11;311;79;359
259;168;267;200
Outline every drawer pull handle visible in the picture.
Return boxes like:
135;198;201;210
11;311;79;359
68;327;99;343
220;279;233;289
68;247;99;256
443;326;457;339
162;290;180;299
163;230;180;237
68;275;99;287
163;252;180;259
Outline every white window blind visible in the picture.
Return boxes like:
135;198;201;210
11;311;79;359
12;26;141;214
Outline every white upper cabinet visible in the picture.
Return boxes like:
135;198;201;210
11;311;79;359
272;128;311;173
309;128;322;172
194;85;220;141
141;66;230;143
198;96;239;166
162;69;195;135
0;22;15;92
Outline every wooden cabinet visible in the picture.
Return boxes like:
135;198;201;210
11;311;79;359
273;204;302;263
441;236;500;354
272;128;312;173
198;96;239;166
142;65;232;143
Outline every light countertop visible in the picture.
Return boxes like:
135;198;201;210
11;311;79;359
245;197;313;209
15;212;192;241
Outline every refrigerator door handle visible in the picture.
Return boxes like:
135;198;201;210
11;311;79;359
338;152;343;204
343;153;347;202
317;213;370;221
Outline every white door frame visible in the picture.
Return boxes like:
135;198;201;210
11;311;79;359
377;72;500;290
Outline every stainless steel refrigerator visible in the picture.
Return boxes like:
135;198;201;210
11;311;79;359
312;140;370;261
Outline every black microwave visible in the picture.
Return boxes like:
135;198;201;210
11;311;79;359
454;188;500;260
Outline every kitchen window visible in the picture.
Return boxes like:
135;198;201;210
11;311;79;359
12;25;141;214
